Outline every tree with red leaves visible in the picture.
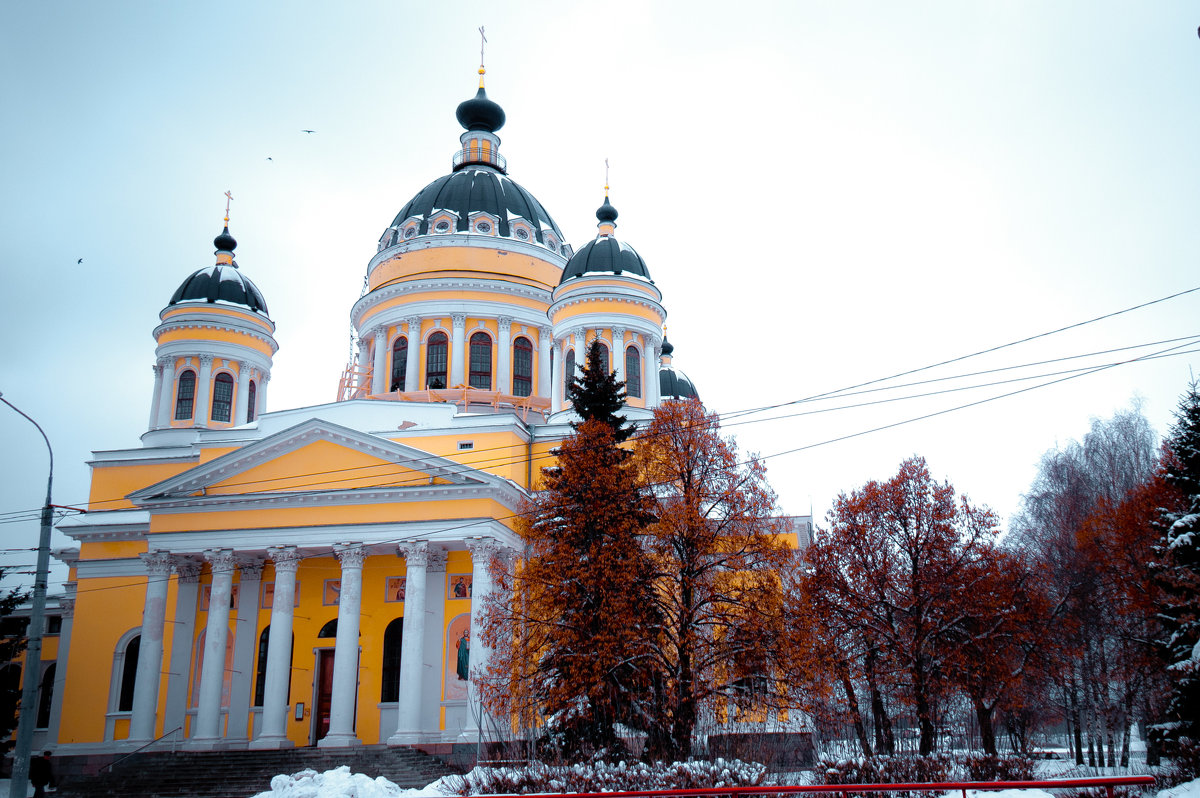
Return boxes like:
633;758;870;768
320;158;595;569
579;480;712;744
806;455;1000;756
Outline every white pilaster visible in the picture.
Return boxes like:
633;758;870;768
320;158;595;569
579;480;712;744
129;551;174;742
551;339;564;413
235;361;251;425
156;357;177;428
371;327;388;395
404;318;421;392
388;542;429;745
227;559;263;745
648;337;662;408
459;537;501;742
612;327;626;387
319;544;365;748
148;362;164;430
257;373;269;417
194;355;214;427
250;547;299;749
497;317;513;395
537;326;552;399
450;314;466;387
187;549;236;749
163;559;200;738
45;587;75;746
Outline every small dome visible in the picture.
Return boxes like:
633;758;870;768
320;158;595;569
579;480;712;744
661;338;674;357
559;236;652;284
596;196;618;224
169;265;269;314
213;226;237;253
456;87;505;133
389;169;565;245
660;365;699;402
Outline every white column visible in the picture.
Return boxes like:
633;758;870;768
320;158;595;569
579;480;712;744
459;537;501;742
257;372;269;417
163;559;201;738
497;317;512;395
421;548;447;732
371;327;388;395
148;362;164;430
227;559;263;746
388;542;429;745
647;337;662;408
156;357;177;428
45;587;75;746
193;355;214;427
612;327;626;387
187;549;236;749
319;544;365;747
234;361;251;425
550;339;564;413
537;326;552;399
129;552;175;742
250;547;299;749
450;314;466;387
404;317;421;392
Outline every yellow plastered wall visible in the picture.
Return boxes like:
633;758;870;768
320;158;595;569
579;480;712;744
367;248;562;294
89;462;197;511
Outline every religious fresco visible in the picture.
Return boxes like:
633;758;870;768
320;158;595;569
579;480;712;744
447;573;472;600
443;612;471;701
386;576;406;602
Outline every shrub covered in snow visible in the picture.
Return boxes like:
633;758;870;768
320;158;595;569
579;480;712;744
812;753;1036;796
441;758;766;795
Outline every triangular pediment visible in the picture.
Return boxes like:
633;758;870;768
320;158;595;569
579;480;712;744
129;417;494;503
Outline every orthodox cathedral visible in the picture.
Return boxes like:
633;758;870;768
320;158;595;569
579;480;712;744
23;68;805;755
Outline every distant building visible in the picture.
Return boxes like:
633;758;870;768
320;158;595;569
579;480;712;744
20;70;805;756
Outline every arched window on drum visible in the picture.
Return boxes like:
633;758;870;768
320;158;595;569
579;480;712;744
512;337;533;397
625;346;642;398
390;336;408;392
469;332;492;390
426;332;448;389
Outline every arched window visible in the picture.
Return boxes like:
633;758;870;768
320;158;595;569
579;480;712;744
380;618;404;702
211;372;234;422
426;332;448;389
390;337;408;392
253;626;293;707
564;349;575;394
246;380;257;423
596;343;610;374
118;635;140;712
626;347;642;398
36;662;55;728
512;337;533;397
318;619;338;638
469;332;492;389
174;370;196;420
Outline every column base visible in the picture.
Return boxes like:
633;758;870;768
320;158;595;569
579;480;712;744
386;729;429;746
182;737;228;751
317;733;363;748
248;735;295;750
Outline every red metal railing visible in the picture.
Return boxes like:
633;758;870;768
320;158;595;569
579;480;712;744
484;776;1156;798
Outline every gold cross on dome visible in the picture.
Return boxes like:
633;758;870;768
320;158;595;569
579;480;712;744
224;190;233;223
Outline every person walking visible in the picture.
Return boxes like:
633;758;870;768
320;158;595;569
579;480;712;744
29;751;53;798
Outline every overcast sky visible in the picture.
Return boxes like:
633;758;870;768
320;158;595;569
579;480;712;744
2;1;1198;593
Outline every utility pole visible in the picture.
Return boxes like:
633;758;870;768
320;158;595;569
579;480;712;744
1;391;54;798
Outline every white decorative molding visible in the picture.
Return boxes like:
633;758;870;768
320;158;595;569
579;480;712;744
398;541;430;567
334;543;366;569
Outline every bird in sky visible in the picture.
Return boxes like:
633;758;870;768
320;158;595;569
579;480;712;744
77;258;83;264
301;129;315;134
266;157;273;161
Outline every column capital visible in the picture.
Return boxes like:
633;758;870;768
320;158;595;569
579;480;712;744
497;316;513;333
198;354;214;367
174;558;202;582
465;537;503;564
538;324;552;339
333;543;366;570
426;547;448;573
151;363;162;378
157;355;172;369
59;597;75;618
268;546;301;573
450;313;467;329
405;316;422;334
398;541;430;567
205;548;237;572
373;326;388;341
238;558;265;580
611;326;626;341
140;551;175;576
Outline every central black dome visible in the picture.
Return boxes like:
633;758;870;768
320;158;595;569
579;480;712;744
390;169;565;245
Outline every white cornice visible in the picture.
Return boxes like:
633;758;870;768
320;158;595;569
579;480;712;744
352;277;552;327
367;231;567;274
154;319;279;355
552;274;663;304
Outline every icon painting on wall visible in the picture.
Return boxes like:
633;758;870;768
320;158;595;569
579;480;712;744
323;579;341;606
443;612;471;701
447;573;472;600
386;576;406;602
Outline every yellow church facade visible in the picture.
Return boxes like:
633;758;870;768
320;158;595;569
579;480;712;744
30;72;806;756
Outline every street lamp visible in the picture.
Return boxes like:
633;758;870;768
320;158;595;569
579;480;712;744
1;391;54;798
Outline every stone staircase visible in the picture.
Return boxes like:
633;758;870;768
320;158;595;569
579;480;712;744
54;745;464;798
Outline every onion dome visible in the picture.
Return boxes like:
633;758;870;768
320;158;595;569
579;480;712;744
456;86;505;133
389;169;566;246
659;339;699;402
559;196;652;283
168;225;269;314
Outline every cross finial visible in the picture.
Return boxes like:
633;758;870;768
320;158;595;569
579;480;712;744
478;26;487;87
604;159;610;198
224;190;233;225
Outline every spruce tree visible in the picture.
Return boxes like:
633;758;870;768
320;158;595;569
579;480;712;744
566;339;632;442
0;572;29;754
1158;380;1200;766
